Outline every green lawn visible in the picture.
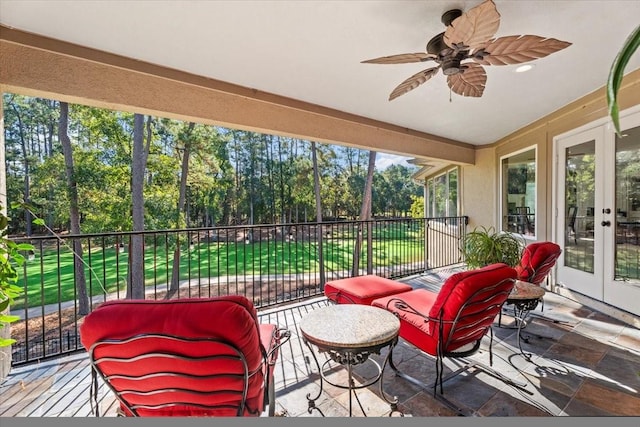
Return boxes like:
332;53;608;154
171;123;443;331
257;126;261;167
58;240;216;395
14;226;427;310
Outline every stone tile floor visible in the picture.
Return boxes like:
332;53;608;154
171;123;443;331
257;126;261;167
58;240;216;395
2;270;640;417
261;289;640;417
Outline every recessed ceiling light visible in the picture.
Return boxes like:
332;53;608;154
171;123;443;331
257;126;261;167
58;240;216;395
515;64;535;73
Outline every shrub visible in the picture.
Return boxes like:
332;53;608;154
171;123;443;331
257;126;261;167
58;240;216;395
460;226;524;270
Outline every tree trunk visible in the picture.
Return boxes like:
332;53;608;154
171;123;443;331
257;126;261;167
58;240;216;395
9;103;32;236
169;122;194;297
59;102;90;315
352;151;376;277
127;114;151;299
311;141;325;287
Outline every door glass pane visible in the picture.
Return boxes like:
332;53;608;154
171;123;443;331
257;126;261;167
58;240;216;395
427;179;434;217
434;175;447;217
615;126;640;281
564;141;595;273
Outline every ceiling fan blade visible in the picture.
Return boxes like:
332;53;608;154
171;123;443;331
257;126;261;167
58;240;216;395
444;0;500;49
362;53;437;64
473;35;572;66
447;63;487;97
389;67;440;100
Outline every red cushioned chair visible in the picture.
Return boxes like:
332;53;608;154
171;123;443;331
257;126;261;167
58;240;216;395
80;295;290;417
511;241;562;314
515;241;562;286
372;263;526;413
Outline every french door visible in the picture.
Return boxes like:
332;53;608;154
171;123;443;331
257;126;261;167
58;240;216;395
555;107;640;317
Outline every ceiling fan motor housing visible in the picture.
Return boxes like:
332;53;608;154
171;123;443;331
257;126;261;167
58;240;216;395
441;8;462;26
426;32;447;55
428;8;466;74
426;9;463;54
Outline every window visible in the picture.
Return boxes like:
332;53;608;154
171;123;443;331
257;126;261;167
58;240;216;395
501;147;536;237
426;168;459;217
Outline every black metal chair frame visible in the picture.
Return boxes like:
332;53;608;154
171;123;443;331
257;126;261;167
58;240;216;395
88;330;290;417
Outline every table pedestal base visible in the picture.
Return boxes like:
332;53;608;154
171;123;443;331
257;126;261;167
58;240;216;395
303;339;402;417
500;281;547;360
503;298;541;360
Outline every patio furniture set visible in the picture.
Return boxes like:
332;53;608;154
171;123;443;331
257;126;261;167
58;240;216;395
79;242;561;418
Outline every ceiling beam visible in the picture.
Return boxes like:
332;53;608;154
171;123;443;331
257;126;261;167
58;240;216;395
0;25;475;165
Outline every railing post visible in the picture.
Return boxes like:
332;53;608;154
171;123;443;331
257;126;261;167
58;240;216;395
317;222;325;291
366;220;373;275
424;217;430;272
461;216;469;264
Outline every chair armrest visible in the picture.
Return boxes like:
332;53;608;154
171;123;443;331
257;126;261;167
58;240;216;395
383;297;438;323
325;291;358;304
265;327;291;365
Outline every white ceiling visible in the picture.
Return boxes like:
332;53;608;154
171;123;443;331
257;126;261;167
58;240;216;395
1;0;639;146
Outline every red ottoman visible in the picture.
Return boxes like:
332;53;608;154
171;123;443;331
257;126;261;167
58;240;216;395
324;275;413;305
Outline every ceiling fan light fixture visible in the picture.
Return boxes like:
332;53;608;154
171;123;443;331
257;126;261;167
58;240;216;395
515;64;535;73
442;59;462;75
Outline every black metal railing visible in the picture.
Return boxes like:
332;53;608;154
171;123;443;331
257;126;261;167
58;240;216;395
9;216;467;365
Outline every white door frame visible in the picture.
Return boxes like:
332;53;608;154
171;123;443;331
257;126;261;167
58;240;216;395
553;126;605;300
552;104;640;316
603;107;640;315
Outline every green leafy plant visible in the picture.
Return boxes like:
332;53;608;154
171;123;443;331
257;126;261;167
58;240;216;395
0;206;34;347
460;226;525;270
607;24;640;136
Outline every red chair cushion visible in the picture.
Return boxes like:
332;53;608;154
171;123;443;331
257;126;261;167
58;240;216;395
428;263;515;320
324;275;412;305
515;242;562;285
372;288;439;355
372;263;516;355
80;296;272;416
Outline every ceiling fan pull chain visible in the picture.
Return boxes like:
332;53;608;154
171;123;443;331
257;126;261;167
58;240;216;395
449;87;452;103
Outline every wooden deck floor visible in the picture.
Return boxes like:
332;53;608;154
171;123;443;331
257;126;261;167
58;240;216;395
2;269;640;417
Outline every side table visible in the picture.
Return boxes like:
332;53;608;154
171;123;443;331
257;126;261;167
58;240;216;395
299;304;401;417
504;280;546;359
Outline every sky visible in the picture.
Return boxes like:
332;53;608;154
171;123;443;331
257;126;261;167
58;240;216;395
375;153;414;170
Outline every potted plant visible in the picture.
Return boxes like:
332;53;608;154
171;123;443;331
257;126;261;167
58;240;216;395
460;226;525;270
0;206;33;381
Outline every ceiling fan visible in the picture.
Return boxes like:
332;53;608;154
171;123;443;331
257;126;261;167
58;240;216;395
362;0;572;100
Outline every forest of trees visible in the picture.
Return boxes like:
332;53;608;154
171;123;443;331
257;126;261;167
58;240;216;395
3;94;424;237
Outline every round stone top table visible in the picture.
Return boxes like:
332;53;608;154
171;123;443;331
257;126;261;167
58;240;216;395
299;304;400;353
299;304;401;417
509;280;546;302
